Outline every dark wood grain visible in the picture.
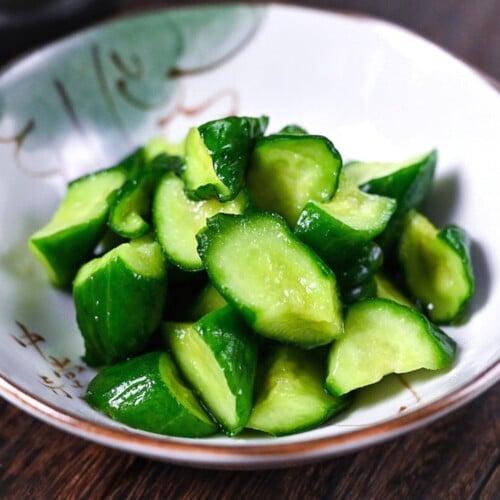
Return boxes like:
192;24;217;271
0;387;498;499
1;1;499;499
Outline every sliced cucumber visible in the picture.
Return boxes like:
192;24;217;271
183;116;268;201
336;242;384;287
247;345;350;436
164;306;258;435
326;298;456;396
398;210;475;323
335;243;383;304
295;173;396;263
73;235;167;366
345;150;437;251
341;276;377;305
278;124;307;135
153;173;249;271
375;272;414;308
345;150;436;204
86;351;217;437
144;136;186;159
108;155;182;239
197;211;343;348
247;134;342;226
29;166;127;287
189;283;228;320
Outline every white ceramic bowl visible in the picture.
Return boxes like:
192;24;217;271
0;3;498;469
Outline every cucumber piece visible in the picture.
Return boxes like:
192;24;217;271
86;351;217;437
326;298;456;396
247;345;350;436
336;242;384;287
183;116;268;201
375;272;414;308
247;134;342;227
108;155;182;238
398;210;475;323
345;150;437;252
341;276;377;305
29;166;128;287
29;144;160;287
197;211;344;348
345;150;437;205
189;283;228;320
334;243;383;305
295;173;396;263
279;124;307;135
96;228;127;255
153;173;249;271
73;235;167;366
144;136;186;159
163;306;258;435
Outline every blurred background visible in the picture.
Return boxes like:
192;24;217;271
1;0;499;80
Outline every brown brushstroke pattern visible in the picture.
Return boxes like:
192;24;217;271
112;49;167;110
0;119;35;151
396;374;422;404
158;84;240;129
110;51;143;79
91;43;132;144
165;7;262;79
53;79;87;139
11;321;87;399
116;78;167;111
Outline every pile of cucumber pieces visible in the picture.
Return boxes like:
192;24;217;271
29;116;475;438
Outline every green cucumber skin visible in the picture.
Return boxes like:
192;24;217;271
433;225;475;324
30;218;108;289
326;298;456;396
416;224;476;325
153;173;249;272
335;244;383;304
295;202;388;268
29;147;156;287
352;150;437;252
74;251;167;367
196;213;262;328
86;352;217;437
111;147;148;178
194;116;269;201
340;276;377;305
248;345;351;437
278;124;308;135
194;306;258;435
109;154;184;238
30;167;128;288
197;210;339;286
398;211;475;325
248;134;342;226
360;151;436;203
189;283;228;320
108;168;164;238
197;211;343;348
336;242;384;287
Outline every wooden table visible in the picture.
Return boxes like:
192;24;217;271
1;1;498;498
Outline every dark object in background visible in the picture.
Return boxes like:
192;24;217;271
0;0;116;67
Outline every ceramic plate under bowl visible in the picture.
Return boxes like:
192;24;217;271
0;3;498;469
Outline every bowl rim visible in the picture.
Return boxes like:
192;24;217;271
1;361;498;466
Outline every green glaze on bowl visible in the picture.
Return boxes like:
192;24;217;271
0;5;264;180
